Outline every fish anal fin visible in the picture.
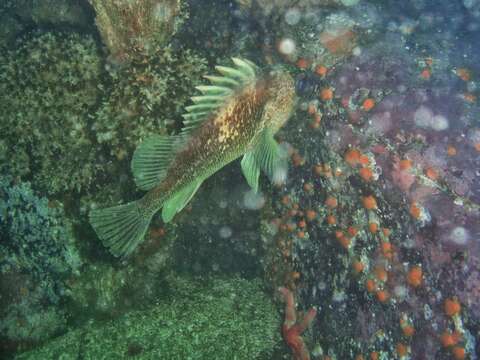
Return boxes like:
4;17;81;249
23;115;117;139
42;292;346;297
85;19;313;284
162;179;203;223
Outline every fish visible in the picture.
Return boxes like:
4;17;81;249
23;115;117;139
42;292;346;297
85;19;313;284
89;58;296;257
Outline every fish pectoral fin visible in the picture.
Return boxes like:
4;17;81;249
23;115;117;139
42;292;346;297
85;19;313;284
162;179;203;223
241;130;288;192
131;135;183;191
241;150;260;193
255;130;288;185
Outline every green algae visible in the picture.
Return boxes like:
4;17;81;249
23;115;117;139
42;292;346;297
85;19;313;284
16;275;281;359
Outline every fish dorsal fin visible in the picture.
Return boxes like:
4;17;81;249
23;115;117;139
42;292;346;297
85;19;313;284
180;57;258;136
241;129;288;192
131;134;184;191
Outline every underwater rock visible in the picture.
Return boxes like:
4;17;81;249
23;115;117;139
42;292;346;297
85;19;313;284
0;177;81;345
68;229;176;318
5;0;91;29
172;171;266;277
236;0;354;17
16;276;281;359
0;12;24;46
0;300;66;346
0;29;206;199
88;0;186;64
259;19;480;358
233;1;374;76
92;46;207;157
0;31;103;196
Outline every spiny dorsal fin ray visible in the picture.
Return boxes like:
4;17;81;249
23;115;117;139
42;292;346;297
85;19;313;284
195;85;233;95
203;75;240;87
232;57;256;78
215;65;251;81
191;95;225;104
180;58;258;137
185;103;219;112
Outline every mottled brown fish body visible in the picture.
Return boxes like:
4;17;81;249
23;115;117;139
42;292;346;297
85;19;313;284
90;59;295;258
140;78;271;213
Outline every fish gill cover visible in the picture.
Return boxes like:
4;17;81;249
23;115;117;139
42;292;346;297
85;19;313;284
0;0;479;359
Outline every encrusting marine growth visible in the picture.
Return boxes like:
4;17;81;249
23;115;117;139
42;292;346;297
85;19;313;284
90;58;296;257
279;287;317;360
87;0;185;63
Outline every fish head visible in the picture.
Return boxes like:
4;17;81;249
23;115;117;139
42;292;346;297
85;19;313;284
261;66;297;133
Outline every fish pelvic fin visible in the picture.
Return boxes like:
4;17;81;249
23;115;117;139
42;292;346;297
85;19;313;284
89;200;154;258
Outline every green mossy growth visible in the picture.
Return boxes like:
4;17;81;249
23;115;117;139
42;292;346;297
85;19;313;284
0;31;103;195
16;275;281;359
0;30;208;200
93;46;208;157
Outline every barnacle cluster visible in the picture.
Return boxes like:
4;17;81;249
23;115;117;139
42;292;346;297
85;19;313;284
0;31;103;196
92;46;208;157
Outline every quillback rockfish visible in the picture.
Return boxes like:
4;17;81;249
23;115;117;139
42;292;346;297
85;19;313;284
90;58;296;257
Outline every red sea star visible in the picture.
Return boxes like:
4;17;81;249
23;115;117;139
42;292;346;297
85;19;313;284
278;287;317;360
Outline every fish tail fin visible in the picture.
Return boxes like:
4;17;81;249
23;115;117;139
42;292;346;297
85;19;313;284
89;200;154;258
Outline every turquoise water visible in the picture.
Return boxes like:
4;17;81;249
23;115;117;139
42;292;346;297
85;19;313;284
1;1;479;359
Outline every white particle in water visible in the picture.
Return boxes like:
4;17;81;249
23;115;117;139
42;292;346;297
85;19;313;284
414;105;434;129
431;114;449;131
219;226;233;239
449;226;470;245
278;38;296;55
284;8;301;25
243;190;265;210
